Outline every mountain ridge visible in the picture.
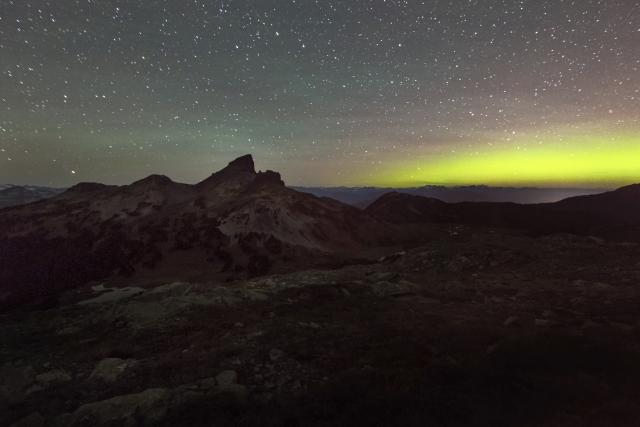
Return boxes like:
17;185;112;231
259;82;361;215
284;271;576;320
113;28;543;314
294;185;608;207
365;184;640;240
0;155;400;309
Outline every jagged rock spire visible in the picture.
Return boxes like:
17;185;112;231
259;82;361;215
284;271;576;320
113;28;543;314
225;154;255;173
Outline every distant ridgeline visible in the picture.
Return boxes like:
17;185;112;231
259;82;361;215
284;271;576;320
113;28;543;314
0;185;65;209
0;182;605;210
294;186;607;208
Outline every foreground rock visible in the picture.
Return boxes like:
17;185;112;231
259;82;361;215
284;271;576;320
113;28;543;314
36;369;72;387
61;388;171;427
90;358;137;383
79;287;145;305
57;370;250;426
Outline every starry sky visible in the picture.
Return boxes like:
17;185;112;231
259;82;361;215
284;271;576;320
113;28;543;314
1;0;639;188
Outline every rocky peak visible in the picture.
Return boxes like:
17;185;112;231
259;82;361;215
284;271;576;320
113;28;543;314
225;154;255;174
196;155;257;191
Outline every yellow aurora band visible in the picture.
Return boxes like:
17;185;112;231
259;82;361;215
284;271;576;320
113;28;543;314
372;131;640;188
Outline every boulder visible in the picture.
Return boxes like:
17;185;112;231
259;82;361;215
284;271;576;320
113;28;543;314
78;287;144;305
241;290;270;302
64;388;171;426
36;369;72;386
215;383;248;401
367;271;400;282
370;280;417;297
56;326;82;336
535;318;555;327
199;377;218;389
217;370;249;400
90;358;137;383
215;370;238;387
148;282;190;295
269;348;284;362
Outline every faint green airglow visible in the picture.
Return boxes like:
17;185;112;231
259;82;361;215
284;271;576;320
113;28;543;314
370;130;640;187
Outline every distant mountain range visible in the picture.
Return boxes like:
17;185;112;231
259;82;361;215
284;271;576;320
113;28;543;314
0;185;65;208
365;184;640;241
0;183;606;210
294;185;607;207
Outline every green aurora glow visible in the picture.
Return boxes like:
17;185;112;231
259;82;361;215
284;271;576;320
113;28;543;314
367;130;640;188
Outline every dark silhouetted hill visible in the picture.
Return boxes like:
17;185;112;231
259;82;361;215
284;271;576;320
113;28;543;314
295;185;606;207
366;184;640;240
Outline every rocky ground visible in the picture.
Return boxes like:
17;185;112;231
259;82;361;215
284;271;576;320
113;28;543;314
2;226;640;426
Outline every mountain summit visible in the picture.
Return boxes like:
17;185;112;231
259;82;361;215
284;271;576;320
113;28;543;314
196;154;281;195
225;154;256;173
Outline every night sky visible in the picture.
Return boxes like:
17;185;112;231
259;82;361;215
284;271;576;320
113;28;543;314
1;0;638;187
